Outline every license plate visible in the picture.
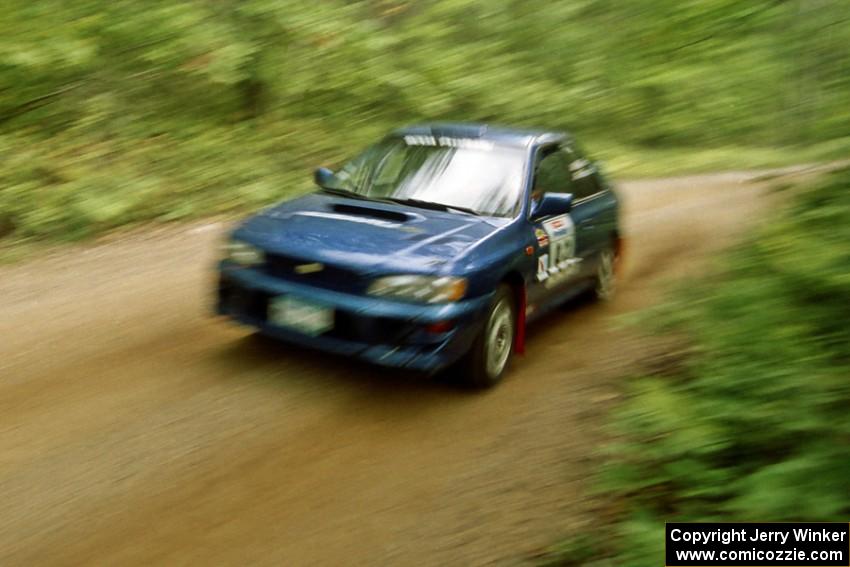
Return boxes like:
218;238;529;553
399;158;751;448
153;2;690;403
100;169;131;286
268;295;334;336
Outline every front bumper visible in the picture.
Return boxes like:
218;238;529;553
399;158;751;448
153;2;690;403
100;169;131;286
215;263;491;372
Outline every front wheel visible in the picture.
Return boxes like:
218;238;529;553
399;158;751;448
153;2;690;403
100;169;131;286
461;285;516;388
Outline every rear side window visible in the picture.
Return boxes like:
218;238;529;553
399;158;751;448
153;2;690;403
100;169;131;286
562;147;600;200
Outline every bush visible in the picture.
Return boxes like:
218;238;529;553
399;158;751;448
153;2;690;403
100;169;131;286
551;168;850;565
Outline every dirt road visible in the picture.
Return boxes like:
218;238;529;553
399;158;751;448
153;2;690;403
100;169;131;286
0;172;771;566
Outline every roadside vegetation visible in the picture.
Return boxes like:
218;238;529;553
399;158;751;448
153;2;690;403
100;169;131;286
543;168;850;566
2;0;850;245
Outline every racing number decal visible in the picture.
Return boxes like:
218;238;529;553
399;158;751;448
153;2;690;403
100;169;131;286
536;214;581;286
537;254;550;281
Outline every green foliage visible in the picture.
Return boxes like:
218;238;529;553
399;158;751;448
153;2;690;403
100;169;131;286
548;169;850;565
1;0;850;242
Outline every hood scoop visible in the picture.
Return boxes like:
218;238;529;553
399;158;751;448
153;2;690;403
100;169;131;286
331;203;410;222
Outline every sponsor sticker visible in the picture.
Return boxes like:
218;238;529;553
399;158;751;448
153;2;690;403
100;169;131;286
403;135;493;150
536;214;581;284
535;228;550;247
543;215;572;240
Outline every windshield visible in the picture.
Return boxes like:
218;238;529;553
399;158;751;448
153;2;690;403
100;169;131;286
328;136;526;217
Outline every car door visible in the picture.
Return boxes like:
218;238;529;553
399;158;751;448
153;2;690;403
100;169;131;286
562;144;610;278
526;146;585;310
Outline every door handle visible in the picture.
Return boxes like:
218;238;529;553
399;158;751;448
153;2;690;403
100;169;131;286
579;220;595;230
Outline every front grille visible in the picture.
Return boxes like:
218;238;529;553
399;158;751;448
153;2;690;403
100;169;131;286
329;311;413;343
263;254;367;293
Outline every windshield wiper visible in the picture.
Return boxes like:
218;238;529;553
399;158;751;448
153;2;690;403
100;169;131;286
322;189;481;216
321;187;404;206
319;187;370;200
385;198;481;216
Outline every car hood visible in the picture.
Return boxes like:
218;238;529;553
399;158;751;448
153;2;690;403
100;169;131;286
234;192;508;274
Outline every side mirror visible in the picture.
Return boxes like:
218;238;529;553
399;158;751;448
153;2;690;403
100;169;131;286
313;167;336;188
531;192;573;220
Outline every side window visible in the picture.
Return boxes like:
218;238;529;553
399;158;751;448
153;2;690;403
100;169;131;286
532;149;572;202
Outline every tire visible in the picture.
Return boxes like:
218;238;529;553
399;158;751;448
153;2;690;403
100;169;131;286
461;284;516;388
593;242;617;302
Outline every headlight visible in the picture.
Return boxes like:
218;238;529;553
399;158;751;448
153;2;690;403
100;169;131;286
367;275;467;303
224;239;264;266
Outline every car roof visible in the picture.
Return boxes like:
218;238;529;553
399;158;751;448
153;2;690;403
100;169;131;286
392;122;569;148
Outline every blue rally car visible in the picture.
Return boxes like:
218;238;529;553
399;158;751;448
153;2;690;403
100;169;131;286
216;123;622;387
